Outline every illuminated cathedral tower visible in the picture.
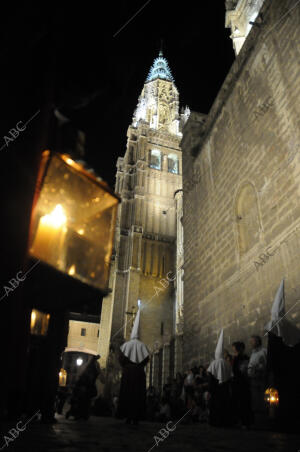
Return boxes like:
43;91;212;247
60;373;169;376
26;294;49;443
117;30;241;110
99;52;189;389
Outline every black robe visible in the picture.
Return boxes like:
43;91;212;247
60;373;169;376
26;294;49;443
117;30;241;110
232;354;253;426
208;374;234;427
267;332;300;431
117;352;149;421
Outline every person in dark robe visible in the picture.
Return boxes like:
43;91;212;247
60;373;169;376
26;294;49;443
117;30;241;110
267;332;300;432
146;386;158;421
231;341;254;428
162;377;172;403
247;335;267;413
183;369;195;415
265;279;300;432
66;354;100;420
194;366;209;421
207;329;233;427
56;385;70;415
117;309;149;425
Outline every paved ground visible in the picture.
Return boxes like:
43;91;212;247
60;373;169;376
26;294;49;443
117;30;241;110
1;415;300;452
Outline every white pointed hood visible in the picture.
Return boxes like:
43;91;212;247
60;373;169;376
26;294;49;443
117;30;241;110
130;308;140;339
207;329;232;384
265;279;300;346
120;308;149;364
215;328;224;359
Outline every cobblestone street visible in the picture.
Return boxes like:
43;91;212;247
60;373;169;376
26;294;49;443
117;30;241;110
3;415;300;452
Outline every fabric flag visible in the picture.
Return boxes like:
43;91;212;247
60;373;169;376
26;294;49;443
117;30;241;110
265;279;300;346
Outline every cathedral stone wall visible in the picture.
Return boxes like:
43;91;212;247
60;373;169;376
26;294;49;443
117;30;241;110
181;0;300;368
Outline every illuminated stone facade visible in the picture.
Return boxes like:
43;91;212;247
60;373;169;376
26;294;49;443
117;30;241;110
182;0;300;368
67;320;100;354
99;53;189;389
225;0;265;55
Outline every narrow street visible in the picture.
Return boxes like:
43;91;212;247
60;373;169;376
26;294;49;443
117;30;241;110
1;2;300;452
4;415;300;452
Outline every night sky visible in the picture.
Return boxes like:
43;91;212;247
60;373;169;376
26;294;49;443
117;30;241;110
0;0;234;188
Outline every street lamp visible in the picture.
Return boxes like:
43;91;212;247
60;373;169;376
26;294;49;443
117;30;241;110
58;369;67;386
30;309;50;336
28;151;120;292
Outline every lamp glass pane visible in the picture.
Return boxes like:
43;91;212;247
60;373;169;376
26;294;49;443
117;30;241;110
29;153;118;290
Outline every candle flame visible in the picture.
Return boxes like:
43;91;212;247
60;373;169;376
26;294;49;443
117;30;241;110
68;265;76;275
41;204;67;228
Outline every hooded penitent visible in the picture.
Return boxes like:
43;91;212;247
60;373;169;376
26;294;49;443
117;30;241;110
120;308;149;364
207;329;232;383
265;279;300;346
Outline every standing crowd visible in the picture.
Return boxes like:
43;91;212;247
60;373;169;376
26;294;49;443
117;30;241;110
140;333;267;428
58;280;300;431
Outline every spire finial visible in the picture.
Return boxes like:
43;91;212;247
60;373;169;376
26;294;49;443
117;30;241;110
159;38;164;56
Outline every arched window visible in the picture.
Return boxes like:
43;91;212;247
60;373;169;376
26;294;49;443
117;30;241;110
168;154;178;174
149;149;161;170
236;183;260;255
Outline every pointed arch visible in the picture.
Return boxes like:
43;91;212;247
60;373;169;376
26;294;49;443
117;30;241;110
235;182;261;255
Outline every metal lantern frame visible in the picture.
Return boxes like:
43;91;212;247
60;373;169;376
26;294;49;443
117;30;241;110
28;150;120;292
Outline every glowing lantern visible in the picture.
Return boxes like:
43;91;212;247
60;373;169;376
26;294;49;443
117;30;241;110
264;387;279;405
30;309;50;336
59;368;67;386
28;151;120;291
30;310;36;330
264;387;279;419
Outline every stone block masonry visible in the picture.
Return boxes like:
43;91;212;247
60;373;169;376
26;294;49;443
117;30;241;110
181;0;300;368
